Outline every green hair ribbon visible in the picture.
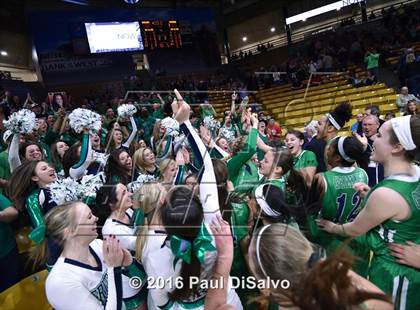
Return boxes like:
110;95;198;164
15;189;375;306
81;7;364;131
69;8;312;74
169;223;216;268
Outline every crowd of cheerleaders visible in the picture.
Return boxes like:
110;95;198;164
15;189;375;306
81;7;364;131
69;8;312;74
0;89;419;310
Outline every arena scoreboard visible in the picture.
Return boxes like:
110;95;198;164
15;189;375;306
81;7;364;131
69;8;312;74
140;20;183;49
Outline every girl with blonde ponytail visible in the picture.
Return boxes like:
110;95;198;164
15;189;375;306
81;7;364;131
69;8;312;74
33;202;146;310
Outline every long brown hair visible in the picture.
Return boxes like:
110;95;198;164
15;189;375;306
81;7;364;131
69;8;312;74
105;128;123;151
105;149;132;184
271;147;307;203
50;140;67;170
7;160;42;211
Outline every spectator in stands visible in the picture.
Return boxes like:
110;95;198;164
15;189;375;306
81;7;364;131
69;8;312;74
396;86;420;111
351;113;364;135
309;59;322;85
347;71;363;88
361;114;384;186
364;71;377;86
405;51;420;96
365;105;384;127
303;120;317;148
364;48;380;78
266;117;281;142
403;100;419;116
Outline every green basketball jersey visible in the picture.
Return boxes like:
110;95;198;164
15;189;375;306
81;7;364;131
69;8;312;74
293;150;318;170
307;167;370;276
366;175;420;255
253;177;286;196
321;167;368;223
365;172;420;310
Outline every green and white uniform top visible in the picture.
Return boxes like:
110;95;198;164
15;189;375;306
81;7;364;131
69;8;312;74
46;239;146;310
306;166;370;276
293;150;318;170
366;166;420;310
142;225;243;310
320;167;368;224
366;167;420;256
102;208;138;252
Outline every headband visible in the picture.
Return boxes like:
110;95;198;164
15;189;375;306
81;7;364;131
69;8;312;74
326;113;341;130
256;224;271;278
337;137;355;163
255;184;282;218
391;115;416;151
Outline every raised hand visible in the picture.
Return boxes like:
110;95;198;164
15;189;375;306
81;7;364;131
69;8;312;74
250;113;259;129
171;97;179;116
352;131;368;151
231;92;237;102
200;125;212;145
181;146;191;164
173;89;190;124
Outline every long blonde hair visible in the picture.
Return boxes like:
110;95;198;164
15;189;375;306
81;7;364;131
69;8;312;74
29;202;79;268
134;183;164;260
133;147;152;173
159;158;175;182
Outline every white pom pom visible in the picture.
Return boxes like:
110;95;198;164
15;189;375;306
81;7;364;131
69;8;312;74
93;151;110;166
161;117;179;137
3;109;37;134
117;104;137;118
68;108;102;134
219;127;236;143
203;116;220;132
127;174;156;193
173;134;188;153
79;172;106;198
49;178;83;205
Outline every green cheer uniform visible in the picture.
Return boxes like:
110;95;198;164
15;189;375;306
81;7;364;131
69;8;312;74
365;173;420;310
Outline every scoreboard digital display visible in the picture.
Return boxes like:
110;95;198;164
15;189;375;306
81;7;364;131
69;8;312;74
141;20;183;50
